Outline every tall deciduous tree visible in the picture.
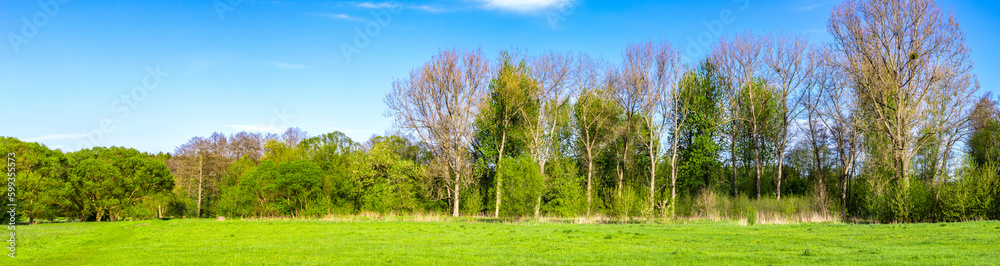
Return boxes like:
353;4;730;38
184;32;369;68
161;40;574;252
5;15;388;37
169;136;231;218
386;48;488;217
969;95;1000;169
476;51;539;217
829;0;976;214
801;47;831;207
671;60;725;215
527;51;576;217
764;33;816;201
574;71;620;217
713;32;767;198
815;50;863;216
620;41;682;214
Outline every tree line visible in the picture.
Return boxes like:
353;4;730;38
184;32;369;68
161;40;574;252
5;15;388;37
3;0;998;223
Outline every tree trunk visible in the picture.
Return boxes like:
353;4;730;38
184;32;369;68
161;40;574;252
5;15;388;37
586;151;594;217
197;155;204;219
777;155;784;201
841;168;849;219
775;156;784;202
495;133;506;218
617;140;629;198
452;171;461;217
754;140;762;200
669;124;681;218
535;158;546;218
810;122;825;206
616;164;624;198
732;134;738;197
649;144;656;213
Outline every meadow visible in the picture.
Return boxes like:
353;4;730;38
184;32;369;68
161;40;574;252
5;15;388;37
14;218;1000;265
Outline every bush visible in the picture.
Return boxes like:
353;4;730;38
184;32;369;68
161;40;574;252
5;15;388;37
461;185;484;216
541;159;586;217
497;156;544;217
908;177;935;222
940;164;998;222
609;185;646;218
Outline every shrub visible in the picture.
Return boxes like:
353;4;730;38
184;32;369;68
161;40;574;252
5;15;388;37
496;156;544;217
461;185;484;216
541;159;586;217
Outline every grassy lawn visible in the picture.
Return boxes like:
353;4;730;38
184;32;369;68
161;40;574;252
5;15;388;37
12;218;1000;265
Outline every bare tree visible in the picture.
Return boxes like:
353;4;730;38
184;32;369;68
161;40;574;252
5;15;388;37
663;58;694;218
801;46;831;208
229;131;264;162
713;32;770;199
527;51;576;217
764;33;816;201
281;127;308;148
610;61;641;199
573;55;617;217
617;40;683;215
169;136;231;218
816;49;862;218
385;48;488;217
829;0;977;201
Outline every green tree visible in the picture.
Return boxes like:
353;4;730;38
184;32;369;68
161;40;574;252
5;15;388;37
0;138;68;223
272;160;325;216
675;61;725;196
732;78;779;199
496;155;544;217
473;51;540;217
66;147;173;221
354;136;429;213
574;88;622;216
299;132;360;213
969;95;1000;170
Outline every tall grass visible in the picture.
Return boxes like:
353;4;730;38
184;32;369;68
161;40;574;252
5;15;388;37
676;190;838;224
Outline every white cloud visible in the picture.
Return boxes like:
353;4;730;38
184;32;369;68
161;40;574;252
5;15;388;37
353;2;441;13
322;13;365;21
355;2;399;9
479;0;574;13
797;0;838;11
23;133;86;142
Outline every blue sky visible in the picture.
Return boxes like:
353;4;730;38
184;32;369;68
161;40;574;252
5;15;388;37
2;0;998;153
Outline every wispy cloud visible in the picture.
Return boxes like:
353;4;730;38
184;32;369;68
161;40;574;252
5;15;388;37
321;13;366;21
355;2;398;9
182;54;240;77
478;0;575;13
797;0;838;11
352;2;442;13
24;133;86;142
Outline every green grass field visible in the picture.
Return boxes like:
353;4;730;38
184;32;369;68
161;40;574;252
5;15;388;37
12;218;1000;265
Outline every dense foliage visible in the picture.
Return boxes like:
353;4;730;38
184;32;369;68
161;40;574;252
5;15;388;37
2;137;174;222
